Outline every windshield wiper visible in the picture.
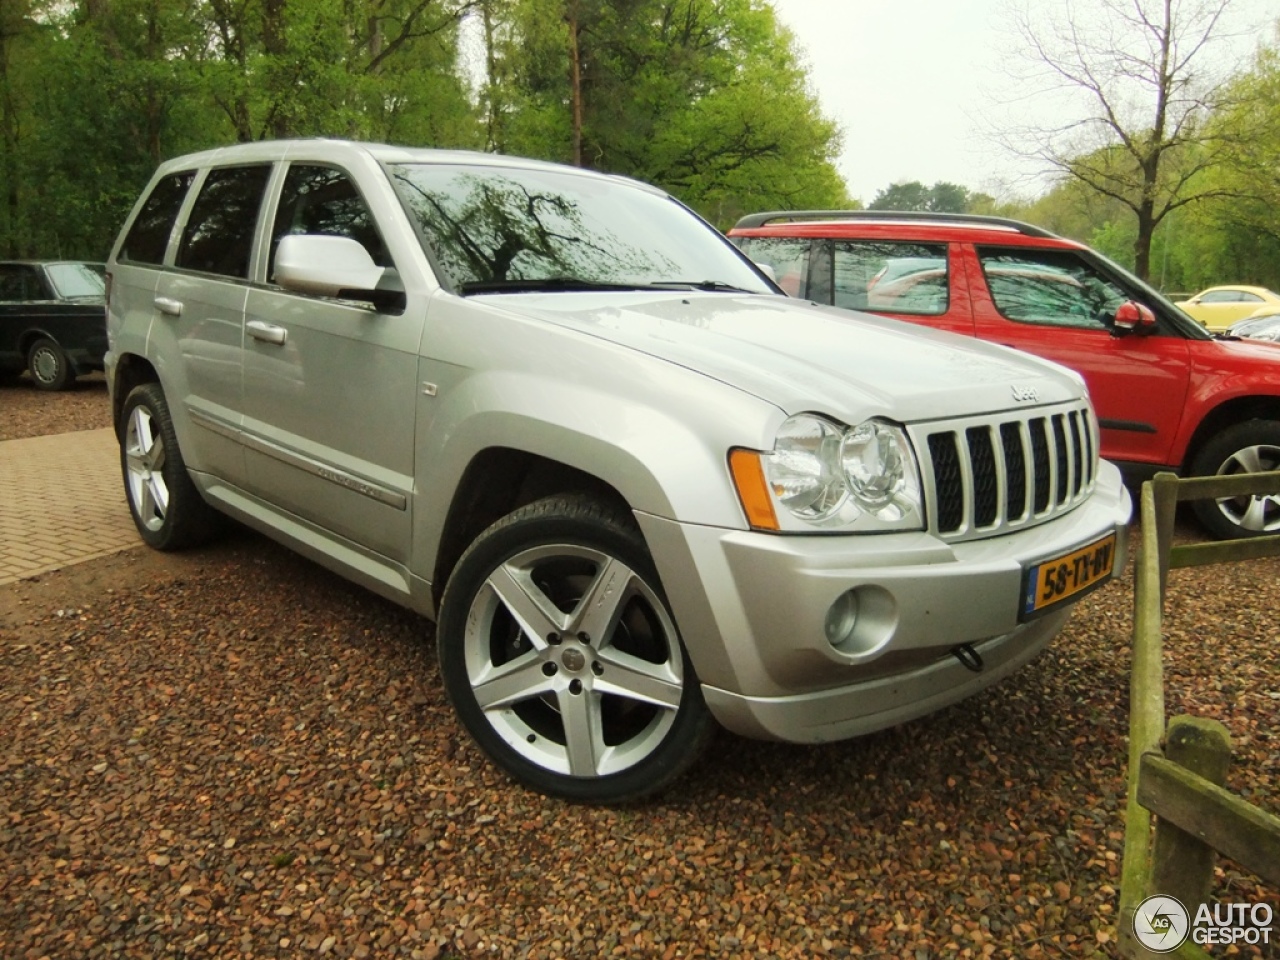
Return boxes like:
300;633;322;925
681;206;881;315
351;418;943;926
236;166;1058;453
647;279;756;293
457;277;760;296
457;277;652;295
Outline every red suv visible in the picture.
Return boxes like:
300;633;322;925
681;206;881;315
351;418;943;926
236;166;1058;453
729;211;1280;540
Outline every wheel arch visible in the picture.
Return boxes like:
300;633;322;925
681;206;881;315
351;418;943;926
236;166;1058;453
17;328;60;359
430;447;634;610
1182;396;1280;473
110;353;161;438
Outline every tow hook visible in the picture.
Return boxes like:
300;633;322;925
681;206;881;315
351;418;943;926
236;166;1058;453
952;643;984;673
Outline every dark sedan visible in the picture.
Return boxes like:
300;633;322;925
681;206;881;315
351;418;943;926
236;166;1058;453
1;260;108;390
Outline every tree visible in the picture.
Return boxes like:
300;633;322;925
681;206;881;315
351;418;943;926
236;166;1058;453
869;180;971;213
1003;0;1259;280
0;0;482;258
1168;37;1280;290
485;0;849;225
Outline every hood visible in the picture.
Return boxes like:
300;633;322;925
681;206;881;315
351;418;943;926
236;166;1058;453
485;291;1085;424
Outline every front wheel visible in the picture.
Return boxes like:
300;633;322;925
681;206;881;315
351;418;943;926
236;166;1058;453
437;495;713;803
120;383;220;550
27;338;72;391
1190;420;1280;539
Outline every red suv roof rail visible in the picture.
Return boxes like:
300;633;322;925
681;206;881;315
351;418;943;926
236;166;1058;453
732;210;1061;240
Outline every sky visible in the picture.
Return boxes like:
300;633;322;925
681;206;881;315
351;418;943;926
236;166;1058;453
767;0;1278;205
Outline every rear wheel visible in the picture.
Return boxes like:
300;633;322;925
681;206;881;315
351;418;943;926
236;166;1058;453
1190;420;1280;539
120;383;220;550
27;338;72;391
437;495;713;803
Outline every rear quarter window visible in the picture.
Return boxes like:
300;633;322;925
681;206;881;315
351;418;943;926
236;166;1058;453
120;172;195;265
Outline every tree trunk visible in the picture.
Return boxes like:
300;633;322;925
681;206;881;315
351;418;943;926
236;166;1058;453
566;2;582;167
1134;201;1155;282
0;11;20;256
263;0;288;137
481;0;502;152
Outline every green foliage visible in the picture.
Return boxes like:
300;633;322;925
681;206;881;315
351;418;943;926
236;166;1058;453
490;0;849;226
2;0;1276;273
0;0;481;257
869;181;972;213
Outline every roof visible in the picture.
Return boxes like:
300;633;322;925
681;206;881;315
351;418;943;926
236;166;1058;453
729;210;1067;243
148;139;657;194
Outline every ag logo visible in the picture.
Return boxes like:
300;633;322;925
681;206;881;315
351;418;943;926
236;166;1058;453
1133;895;1190;952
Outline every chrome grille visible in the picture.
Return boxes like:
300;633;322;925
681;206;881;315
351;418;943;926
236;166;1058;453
913;401;1099;541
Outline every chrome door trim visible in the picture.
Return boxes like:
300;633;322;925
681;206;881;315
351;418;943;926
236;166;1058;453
187;407;408;510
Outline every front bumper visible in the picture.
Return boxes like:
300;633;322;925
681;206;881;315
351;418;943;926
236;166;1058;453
637;461;1132;743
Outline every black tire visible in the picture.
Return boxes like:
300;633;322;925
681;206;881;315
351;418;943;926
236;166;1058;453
119;383;220;550
437;494;714;803
1190;419;1280;539
27;338;72;391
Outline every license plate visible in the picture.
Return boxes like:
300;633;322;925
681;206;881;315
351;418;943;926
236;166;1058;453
1020;533;1117;620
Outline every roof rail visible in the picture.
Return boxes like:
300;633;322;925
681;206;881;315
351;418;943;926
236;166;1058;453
731;210;1060;240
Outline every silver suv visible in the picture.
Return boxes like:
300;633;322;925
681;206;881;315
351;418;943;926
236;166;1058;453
105;140;1132;802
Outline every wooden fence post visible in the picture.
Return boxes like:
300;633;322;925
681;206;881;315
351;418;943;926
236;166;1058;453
1150;716;1232;916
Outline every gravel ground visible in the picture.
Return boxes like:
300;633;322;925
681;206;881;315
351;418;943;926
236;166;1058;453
1;383;1276;959
0;374;113;440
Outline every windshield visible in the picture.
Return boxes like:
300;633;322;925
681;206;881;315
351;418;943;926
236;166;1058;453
46;262;106;299
387;162;773;295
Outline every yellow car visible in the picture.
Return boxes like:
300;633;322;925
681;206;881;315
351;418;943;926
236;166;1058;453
1175;285;1280;332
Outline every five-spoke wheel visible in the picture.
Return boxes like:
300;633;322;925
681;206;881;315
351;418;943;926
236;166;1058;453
119;383;220;550
438;496;712;802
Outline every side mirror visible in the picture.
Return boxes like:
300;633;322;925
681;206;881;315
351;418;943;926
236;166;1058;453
1112;300;1157;336
754;261;778;282
275;235;398;309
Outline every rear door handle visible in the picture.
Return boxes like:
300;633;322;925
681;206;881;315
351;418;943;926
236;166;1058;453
154;297;183;317
246;320;288;346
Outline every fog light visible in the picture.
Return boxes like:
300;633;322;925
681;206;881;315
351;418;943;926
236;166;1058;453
823;586;897;661
824;590;860;647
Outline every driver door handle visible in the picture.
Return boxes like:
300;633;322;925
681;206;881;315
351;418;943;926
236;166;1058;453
154;297;183;317
247;320;288;346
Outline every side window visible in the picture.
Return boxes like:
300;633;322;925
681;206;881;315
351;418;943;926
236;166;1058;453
120;172;194;265
176;165;272;279
734;237;809;297
833;241;947;314
1200;289;1255;304
978;248;1129;330
270;164;392;281
0;264;33;300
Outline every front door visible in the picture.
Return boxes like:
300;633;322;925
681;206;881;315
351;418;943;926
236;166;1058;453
240;163;422;565
967;244;1190;469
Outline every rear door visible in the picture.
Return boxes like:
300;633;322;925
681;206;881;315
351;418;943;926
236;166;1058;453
158;163;274;485
966;244;1191;469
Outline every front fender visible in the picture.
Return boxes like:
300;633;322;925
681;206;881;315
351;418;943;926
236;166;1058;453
410;366;783;586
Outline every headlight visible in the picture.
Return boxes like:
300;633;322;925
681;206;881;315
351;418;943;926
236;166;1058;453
841;420;917;521
733;414;924;532
769;416;847;520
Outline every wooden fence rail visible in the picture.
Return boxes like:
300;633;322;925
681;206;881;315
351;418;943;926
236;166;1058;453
1118;471;1280;959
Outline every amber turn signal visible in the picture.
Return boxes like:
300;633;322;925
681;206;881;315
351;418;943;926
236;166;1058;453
729;449;779;531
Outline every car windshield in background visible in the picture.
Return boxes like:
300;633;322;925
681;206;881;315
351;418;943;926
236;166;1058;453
387;163;772;296
45;262;106;299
